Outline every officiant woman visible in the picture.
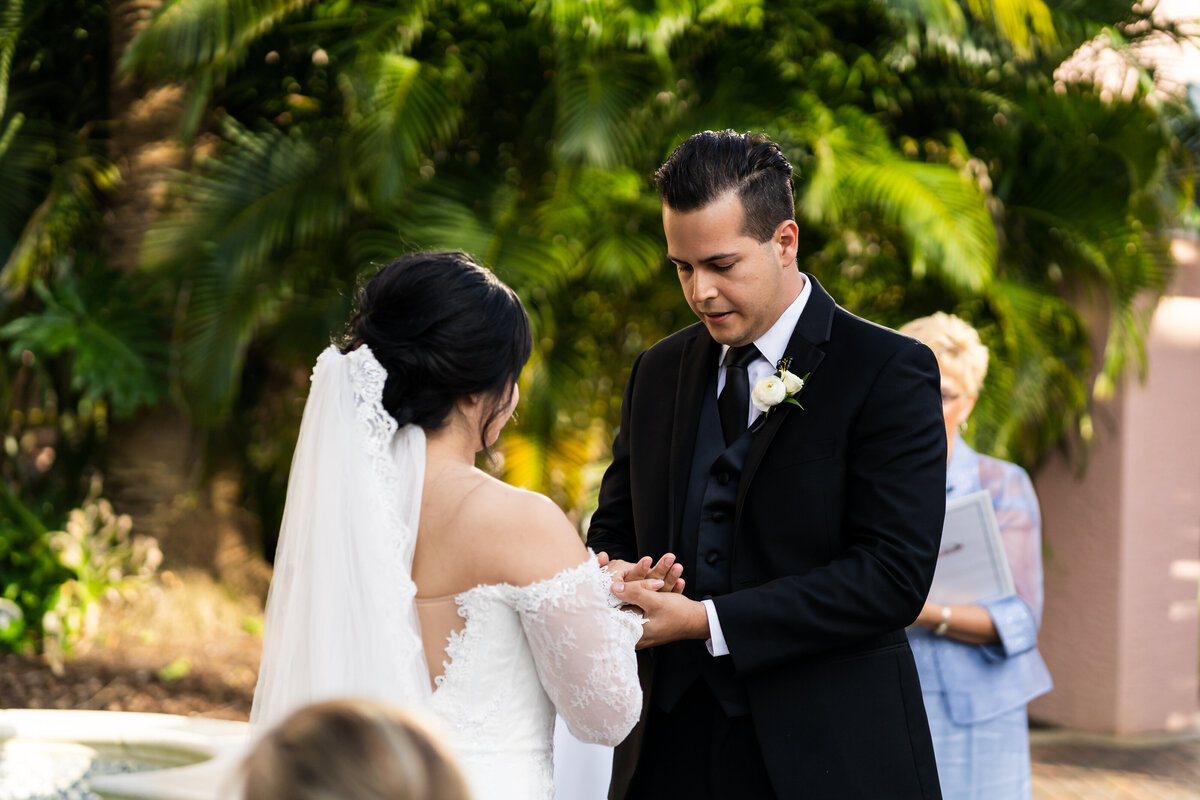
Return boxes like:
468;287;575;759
901;312;1053;800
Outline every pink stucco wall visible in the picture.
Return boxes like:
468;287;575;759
1030;248;1200;734
1030;389;1127;731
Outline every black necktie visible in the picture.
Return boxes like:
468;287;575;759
718;344;760;446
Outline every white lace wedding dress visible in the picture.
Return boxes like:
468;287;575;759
251;345;643;800
420;558;642;799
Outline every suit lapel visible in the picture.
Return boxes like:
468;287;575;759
736;274;836;522
668;329;720;553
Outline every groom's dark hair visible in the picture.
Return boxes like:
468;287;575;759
654;130;795;243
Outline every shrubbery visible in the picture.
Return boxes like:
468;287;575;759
0;483;73;653
0;482;160;670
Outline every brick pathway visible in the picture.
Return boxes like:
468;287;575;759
1032;728;1200;799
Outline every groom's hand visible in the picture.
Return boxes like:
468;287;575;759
597;552;685;594
610;579;708;649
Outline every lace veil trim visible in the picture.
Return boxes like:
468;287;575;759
251;344;431;727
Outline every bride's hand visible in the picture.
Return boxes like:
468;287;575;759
597;552;685;594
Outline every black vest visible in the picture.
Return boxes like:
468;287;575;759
652;379;753;716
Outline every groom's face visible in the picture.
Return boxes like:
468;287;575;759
663;191;800;347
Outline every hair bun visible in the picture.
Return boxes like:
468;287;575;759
340;252;532;454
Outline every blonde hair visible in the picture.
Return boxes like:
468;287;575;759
900;312;989;397
240;699;472;800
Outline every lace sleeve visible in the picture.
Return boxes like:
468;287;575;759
511;555;643;747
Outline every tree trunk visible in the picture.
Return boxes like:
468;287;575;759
104;0;185;274
102;1;271;598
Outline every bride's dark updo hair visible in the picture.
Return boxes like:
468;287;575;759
341;251;532;452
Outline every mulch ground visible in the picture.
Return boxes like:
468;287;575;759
0;569;262;721
0;651;253;720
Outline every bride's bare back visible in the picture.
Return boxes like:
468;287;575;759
412;433;591;688
413;459;589;597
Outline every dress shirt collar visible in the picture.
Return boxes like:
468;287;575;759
719;274;811;370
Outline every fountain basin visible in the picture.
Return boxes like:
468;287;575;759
0;709;249;800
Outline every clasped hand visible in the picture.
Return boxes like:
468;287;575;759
596;552;710;649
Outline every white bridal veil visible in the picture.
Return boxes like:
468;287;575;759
250;344;432;726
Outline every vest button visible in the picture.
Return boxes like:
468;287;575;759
705;550;721;565
712;511;726;523
717;472;730;485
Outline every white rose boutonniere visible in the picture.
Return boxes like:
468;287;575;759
751;358;808;415
751;375;787;411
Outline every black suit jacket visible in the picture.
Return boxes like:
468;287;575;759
588;275;946;799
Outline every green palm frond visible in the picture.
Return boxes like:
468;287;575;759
1;140;120;296
887;0;1058;58
389;179;567;290
849;159;995;289
993;82;1180;409
350;52;467;204
383;186;500;263
175;252;281;421
0;108;21;161
0;0;21;120
580;230;663;287
803;109;996;292
555;53;653;169
534;166;663;285
885;0;968;39
120;0;316;81
0;111;30;240
142;120;352;419
1091;228;1173;398
0;276;168;417
971;278;1089;464
1008;86;1166;208
345;226;413;277
143;120;349;277
119;0;321;140
501;307;609;511
964;0;1057;56
530;0;743;57
324;1;438;57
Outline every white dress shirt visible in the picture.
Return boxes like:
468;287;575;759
702;276;811;657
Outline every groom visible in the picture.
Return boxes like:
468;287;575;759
588;130;946;799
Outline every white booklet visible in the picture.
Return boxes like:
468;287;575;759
926;490;1015;606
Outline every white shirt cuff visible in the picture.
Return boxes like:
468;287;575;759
701;598;729;657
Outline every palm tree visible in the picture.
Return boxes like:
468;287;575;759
91;0;1200;539
857;0;1193;464
0;0;273;593
0;0;181;650
0;0;167;510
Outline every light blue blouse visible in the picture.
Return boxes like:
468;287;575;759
908;435;1053;724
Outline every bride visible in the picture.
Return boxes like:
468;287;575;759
250;251;644;800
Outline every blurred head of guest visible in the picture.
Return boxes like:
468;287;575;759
899;311;989;458
240;698;472;800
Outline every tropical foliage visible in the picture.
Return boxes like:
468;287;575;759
1;0;1197;588
0;479;161;663
1;0;166;506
